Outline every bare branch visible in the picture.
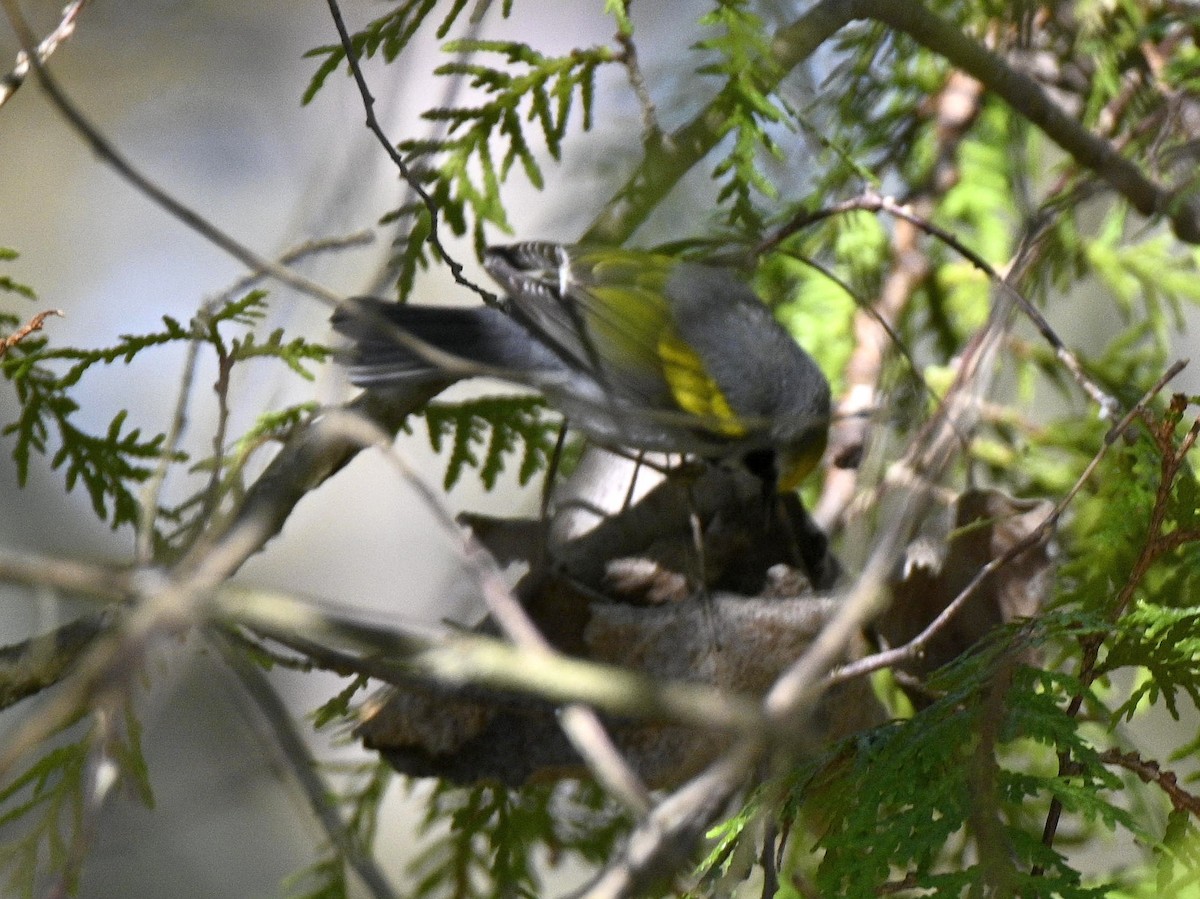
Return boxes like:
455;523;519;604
313;410;654;815
212;632;399;899
323;0;494;305
1100;748;1200;819
0;548;130;601
0;0;89;109
574;741;761;899
223;586;768;737
0;308;63;358
0;614;107;711
584;0;1200;245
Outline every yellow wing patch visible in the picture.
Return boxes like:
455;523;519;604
657;330;746;437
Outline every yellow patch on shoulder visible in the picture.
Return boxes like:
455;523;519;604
657;331;746;437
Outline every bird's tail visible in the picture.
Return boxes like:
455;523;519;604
331;297;566;387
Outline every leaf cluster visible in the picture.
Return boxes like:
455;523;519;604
389;38;615;297
303;0;513;106
0;706;151;898
695;0;789;231
306;2;624;299
406;780;626;898
771;631;1136;897
284;758;392;899
418;394;563;491
0;286;328;533
0;248;35;301
0;742;87;898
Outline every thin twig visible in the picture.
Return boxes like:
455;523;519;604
201;343;235;533
223;230;374;302
558;706;654;815
323;0;493;305
759;818;779;899
0;0;89;109
212;630;400;899
135;229;374;564
364;19;480;296
319;409;653;816
613;13;661;143
785;254;924;395
0;0;342;308
574;741;762;899
771;190;1120;419
0;308;63;357
1099;748;1200;818
826;359;1189;690
136;330;202;565
1038;381;1199;866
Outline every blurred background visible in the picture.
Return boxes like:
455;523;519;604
3;1;1199;895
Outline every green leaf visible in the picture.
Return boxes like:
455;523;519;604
0;248;36;299
303;0;488;105
389;39;616;278
1;288;329;531
420;395;560;491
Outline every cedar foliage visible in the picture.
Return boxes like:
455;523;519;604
5;1;1200;897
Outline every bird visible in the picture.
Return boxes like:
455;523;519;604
331;241;831;491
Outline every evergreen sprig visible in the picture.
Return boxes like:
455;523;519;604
696;0;789;231
795;636;1141;897
2;352;169;528
376;36;615;298
408;782;545;898
206;290;330;380
396;40;614;255
1104;602;1200;722
227;402;321;471
407;780;625;898
0;289;329;530
302;0;516;105
283;757;392;899
0;706;151;897
0;742;87;897
0;249;36;301
419;395;561;491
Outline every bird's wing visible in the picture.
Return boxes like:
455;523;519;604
485;244;744;437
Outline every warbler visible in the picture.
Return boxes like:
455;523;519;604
332;242;831;491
